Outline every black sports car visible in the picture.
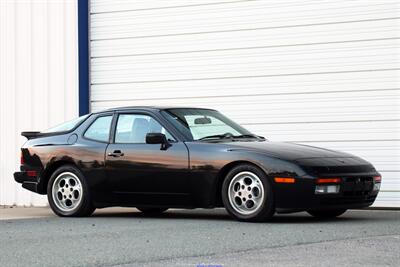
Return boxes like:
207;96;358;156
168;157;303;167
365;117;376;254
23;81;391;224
14;107;381;222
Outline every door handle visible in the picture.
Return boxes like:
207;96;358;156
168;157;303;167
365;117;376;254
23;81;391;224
108;150;124;157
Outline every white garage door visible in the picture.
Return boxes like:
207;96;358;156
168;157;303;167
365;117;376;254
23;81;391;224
89;0;400;207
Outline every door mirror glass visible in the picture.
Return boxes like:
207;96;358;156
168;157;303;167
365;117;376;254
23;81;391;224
146;133;167;144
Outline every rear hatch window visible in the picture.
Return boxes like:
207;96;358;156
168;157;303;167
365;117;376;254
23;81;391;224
43;114;89;133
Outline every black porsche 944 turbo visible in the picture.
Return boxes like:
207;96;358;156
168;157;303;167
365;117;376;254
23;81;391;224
14;107;381;222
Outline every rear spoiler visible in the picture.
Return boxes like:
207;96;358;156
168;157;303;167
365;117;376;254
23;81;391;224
21;131;44;140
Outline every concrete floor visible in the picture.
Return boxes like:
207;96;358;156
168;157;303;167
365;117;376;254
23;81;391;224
0;207;399;267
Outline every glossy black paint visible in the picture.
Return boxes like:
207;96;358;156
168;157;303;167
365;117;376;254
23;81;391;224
14;107;381;212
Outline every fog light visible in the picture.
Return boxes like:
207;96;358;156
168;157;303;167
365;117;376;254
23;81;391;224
373;176;381;192
373;183;381;191
315;185;340;194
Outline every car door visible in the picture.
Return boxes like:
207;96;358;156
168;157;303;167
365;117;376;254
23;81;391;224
105;112;190;205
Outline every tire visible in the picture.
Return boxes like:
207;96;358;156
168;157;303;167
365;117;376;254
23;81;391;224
307;209;347;219
136;207;168;214
47;165;95;217
222;164;275;222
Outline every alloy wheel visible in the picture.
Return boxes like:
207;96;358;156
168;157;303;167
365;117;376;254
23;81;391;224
52;172;83;212
227;171;265;215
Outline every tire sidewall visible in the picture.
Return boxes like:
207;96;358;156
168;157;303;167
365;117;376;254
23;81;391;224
222;164;275;222
47;165;92;217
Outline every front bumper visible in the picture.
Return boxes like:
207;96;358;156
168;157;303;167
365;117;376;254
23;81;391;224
14;171;40;193
274;175;379;211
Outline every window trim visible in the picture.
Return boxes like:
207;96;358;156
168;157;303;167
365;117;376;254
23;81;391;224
82;113;115;143
112;111;178;144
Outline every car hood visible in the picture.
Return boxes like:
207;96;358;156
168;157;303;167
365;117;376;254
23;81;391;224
226;141;357;162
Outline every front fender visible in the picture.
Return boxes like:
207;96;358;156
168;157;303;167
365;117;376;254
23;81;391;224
186;142;309;208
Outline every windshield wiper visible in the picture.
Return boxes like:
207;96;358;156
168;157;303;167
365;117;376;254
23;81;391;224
233;134;266;140
198;133;265;141
198;133;234;141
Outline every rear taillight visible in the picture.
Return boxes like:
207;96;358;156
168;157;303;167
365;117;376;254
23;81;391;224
20;151;24;165
27;170;37;177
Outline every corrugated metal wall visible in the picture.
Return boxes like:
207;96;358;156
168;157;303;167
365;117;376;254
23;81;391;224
0;0;79;206
1;0;399;207
89;0;400;207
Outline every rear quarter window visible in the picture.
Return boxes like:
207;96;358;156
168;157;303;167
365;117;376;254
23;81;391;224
84;116;113;142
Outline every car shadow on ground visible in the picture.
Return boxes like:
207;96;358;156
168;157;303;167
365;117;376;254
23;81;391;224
90;208;381;223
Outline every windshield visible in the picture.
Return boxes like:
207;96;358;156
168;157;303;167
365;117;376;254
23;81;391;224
162;108;255;141
43;114;89;133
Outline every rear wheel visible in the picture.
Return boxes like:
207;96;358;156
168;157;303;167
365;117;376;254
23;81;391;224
136;207;168;214
307;209;347;219
47;165;95;217
222;164;274;222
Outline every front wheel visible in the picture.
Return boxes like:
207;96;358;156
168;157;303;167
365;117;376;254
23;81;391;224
222;164;275;222
47;165;95;217
307;209;347;219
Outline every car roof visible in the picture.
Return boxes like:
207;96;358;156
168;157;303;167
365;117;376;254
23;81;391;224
95;106;217;113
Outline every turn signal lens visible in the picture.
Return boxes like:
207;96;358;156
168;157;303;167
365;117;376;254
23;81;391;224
316;178;341;184
274;177;295;183
373;176;382;183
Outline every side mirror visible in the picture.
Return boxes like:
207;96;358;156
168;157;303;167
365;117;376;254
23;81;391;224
146;133;170;150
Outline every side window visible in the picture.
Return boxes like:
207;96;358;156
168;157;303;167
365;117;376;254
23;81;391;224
84;115;113;142
115;114;175;144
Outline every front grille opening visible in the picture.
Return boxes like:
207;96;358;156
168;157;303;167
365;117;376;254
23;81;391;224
345;177;373;182
321;195;376;205
343;191;370;196
341;176;374;197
